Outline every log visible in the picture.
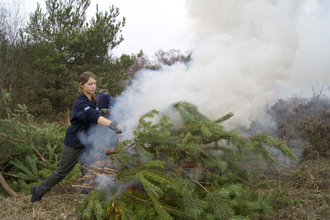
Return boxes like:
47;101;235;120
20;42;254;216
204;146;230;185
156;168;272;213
0;172;18;197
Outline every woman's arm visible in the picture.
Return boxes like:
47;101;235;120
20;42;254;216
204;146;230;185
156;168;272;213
97;115;123;134
97;116;112;127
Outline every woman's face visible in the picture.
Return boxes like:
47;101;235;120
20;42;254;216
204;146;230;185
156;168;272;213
81;77;96;96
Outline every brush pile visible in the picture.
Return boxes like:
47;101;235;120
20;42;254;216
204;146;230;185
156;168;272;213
76;101;297;220
74;144;203;195
73;162;118;192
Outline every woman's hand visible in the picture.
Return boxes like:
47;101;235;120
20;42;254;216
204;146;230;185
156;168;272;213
108;121;124;134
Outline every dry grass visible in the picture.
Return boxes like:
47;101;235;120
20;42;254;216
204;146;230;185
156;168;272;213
261;158;330;220
0;181;82;220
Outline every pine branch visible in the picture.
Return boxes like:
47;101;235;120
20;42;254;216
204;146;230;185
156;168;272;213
76;101;297;219
11;123;45;161
215;112;234;124
128;194;193;219
194;180;230;220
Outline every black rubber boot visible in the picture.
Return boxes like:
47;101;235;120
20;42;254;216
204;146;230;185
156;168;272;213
31;185;42;202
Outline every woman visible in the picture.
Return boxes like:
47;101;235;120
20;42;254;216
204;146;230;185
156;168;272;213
31;72;123;202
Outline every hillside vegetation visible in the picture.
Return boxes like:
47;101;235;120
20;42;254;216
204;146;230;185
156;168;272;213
1;94;330;219
1;0;330;219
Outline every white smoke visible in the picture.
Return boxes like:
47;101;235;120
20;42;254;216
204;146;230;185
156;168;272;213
111;0;330;133
288;1;330;93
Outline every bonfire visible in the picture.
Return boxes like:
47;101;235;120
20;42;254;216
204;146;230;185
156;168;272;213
75;101;296;220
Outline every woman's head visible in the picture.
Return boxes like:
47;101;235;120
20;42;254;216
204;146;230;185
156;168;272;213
78;72;98;101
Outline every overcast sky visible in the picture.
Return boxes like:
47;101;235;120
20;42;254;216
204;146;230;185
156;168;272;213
23;0;193;58
21;0;318;58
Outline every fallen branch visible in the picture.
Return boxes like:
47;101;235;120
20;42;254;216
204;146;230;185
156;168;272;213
0;172;18;197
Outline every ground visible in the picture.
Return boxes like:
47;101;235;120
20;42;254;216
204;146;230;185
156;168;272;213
260;157;330;220
0;181;81;220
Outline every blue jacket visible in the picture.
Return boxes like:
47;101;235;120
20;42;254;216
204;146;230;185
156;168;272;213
96;93;115;110
64;95;101;148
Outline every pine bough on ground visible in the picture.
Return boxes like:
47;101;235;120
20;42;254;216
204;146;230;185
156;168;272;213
78;101;296;220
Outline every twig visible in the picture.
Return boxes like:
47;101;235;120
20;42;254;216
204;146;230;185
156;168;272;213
1;172;23;179
89;164;103;172
72;185;95;189
104;167;118;172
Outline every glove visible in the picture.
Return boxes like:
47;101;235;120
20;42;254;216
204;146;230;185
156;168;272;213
108;121;124;134
100;109;111;118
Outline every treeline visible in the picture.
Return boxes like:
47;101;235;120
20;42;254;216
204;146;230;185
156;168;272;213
0;0;190;122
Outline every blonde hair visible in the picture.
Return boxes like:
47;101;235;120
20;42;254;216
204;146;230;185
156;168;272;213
78;72;98;102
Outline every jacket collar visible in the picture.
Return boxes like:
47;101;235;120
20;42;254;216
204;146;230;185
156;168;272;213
80;94;96;108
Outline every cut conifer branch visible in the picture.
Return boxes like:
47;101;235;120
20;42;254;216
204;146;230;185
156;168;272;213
77;101;297;219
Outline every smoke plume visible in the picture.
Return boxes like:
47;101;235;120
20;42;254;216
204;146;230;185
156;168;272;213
111;0;330;133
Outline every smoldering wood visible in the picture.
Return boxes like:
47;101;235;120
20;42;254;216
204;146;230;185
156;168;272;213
93;160;116;169
78;174;96;181
91;171;115;180
77;143;204;199
104;143;135;155
89;164;104;172
104;167;118;172
104;149;116;155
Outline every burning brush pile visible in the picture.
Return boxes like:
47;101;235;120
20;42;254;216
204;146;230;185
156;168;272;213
73;145;135;193
76;101;296;220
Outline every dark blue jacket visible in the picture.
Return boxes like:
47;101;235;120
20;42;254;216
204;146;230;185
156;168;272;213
96;93;115;110
64;95;101;148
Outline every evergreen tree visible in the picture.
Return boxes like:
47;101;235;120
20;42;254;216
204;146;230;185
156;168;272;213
78;101;296;219
23;0;132;116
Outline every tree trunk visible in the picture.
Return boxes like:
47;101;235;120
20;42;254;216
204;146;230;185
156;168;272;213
0;172;18;197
